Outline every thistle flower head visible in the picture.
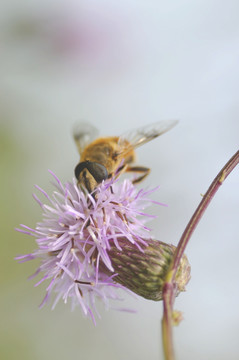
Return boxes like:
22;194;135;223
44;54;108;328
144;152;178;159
16;172;164;321
16;171;190;323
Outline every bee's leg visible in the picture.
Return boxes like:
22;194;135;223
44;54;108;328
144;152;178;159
125;166;150;184
112;164;128;179
109;164;128;193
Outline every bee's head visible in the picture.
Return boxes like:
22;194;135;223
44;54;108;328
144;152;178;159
74;161;108;192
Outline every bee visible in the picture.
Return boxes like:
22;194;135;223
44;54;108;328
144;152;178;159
73;120;178;193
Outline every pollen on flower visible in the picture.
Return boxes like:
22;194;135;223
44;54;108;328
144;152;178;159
15;171;164;322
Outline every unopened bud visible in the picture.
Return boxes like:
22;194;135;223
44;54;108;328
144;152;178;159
103;238;191;301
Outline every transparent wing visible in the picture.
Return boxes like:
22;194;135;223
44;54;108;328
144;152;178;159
117;120;178;155
73;122;99;155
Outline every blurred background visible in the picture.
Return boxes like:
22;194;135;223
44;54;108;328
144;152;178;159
1;0;239;359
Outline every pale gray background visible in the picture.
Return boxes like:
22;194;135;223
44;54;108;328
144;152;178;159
1;1;239;359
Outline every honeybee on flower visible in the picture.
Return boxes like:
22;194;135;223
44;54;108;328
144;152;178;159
16;123;190;323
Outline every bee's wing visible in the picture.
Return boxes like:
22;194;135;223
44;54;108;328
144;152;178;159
117;120;178;155
73;122;99;155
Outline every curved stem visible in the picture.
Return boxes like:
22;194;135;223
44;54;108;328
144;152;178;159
162;149;239;360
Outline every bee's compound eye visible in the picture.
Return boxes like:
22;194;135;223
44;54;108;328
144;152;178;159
74;162;87;180
86;162;108;183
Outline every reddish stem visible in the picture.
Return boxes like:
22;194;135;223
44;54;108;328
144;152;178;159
162;282;175;360
162;150;239;360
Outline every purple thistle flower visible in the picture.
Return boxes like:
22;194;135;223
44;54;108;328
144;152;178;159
16;171;165;322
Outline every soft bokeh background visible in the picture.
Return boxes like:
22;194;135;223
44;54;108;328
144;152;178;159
1;1;239;359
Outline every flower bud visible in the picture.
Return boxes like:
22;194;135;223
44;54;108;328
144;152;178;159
103;238;191;301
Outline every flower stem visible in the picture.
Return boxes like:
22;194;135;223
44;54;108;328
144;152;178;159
162;282;175;360
162;149;239;360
